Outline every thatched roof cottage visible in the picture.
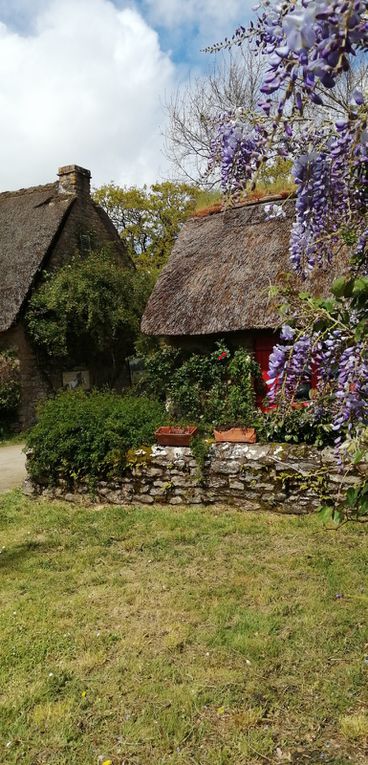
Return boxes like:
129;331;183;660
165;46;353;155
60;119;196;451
0;165;132;427
141;197;344;377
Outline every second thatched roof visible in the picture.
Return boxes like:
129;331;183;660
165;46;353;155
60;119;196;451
142;198;345;337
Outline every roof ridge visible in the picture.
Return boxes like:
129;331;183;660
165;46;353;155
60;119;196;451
191;191;296;219
0;181;60;200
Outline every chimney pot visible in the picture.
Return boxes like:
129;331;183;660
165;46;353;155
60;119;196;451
58;164;91;198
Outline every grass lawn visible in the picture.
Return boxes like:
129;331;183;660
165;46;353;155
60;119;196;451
0;492;367;765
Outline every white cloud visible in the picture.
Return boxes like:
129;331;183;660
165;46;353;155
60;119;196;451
143;0;252;32
141;0;256;68
0;0;49;30
0;0;175;190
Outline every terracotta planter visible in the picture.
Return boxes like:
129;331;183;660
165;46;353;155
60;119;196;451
155;426;198;447
214;427;257;444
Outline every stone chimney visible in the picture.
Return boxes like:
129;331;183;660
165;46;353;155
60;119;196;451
57;164;91;198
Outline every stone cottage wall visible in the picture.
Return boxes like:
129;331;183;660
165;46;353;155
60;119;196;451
47;195;132;273
26;443;367;514
0;323;51;430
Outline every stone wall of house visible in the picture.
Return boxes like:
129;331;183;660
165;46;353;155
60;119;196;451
47;196;132;273
25;443;367;513
0;323;51;430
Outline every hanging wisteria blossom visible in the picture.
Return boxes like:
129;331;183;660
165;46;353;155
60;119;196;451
209;0;368;518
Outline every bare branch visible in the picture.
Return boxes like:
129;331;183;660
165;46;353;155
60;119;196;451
164;44;267;187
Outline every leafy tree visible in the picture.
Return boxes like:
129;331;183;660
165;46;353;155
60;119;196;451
209;1;368;523
26;250;152;377
93;181;202;274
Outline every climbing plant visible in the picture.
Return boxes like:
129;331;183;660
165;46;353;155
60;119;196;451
26;250;152;370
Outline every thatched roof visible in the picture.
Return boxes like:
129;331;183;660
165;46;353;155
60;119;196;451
142;198;345;336
0;182;74;333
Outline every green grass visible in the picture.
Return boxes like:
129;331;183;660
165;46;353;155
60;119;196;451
0;492;367;764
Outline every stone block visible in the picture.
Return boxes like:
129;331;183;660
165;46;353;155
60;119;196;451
237;499;263;511
132;494;154;504
149;488;166;497
328;474;360;485
229;480;245;491
145;467;163;477
23;479;37;496
206;476;228;488
171;476;194;487
210;461;239;475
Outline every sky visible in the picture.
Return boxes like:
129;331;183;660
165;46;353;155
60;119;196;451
0;0;254;191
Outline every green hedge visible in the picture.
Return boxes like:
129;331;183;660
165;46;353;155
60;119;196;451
26;390;166;486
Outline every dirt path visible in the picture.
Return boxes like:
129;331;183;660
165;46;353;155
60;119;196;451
0;444;26;492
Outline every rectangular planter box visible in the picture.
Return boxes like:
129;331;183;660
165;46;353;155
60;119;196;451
214;427;257;444
155;426;198;447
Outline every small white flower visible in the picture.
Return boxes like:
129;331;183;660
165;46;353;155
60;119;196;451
265;203;286;220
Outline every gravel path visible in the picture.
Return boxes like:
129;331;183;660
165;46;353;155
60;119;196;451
0;444;26;492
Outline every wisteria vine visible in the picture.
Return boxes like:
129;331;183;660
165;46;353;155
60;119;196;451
210;1;368;518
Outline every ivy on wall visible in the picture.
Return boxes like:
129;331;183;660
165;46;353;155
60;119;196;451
26;249;153;369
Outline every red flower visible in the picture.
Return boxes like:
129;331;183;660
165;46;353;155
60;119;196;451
217;351;228;361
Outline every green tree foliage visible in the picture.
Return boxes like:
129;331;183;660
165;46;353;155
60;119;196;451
26;250;152;368
93;181;202;273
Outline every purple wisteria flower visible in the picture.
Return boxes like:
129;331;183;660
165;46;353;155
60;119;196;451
209;0;368;447
281;325;295;341
264;203;287;220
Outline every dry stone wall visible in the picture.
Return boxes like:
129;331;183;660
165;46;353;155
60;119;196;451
25;443;366;514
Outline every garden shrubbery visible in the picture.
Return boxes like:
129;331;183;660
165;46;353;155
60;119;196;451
26;390;166;486
142;343;334;448
26;345;335;491
262;407;334;448
143;342;263;427
0;351;20;436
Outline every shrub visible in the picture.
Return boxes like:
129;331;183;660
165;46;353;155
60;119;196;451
261;407;335;448
143;342;262;428
0;351;20;434
26;390;166;486
26;250;151;368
